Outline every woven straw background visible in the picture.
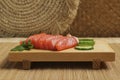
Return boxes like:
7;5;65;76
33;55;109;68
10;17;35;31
66;0;120;37
0;0;79;37
0;0;120;37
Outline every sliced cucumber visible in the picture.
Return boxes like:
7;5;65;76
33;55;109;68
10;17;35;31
78;39;95;46
75;39;95;50
75;46;94;50
79;41;95;46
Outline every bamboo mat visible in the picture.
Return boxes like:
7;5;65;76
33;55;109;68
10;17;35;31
0;38;120;80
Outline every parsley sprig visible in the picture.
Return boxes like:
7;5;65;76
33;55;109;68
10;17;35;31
11;40;34;51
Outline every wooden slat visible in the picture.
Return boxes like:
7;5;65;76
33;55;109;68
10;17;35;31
92;59;101;69
22;60;31;70
8;40;115;62
8;52;115;62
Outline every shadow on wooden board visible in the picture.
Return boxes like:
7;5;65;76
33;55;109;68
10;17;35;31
1;59;108;70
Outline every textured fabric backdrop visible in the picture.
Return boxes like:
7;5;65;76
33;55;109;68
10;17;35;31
0;0;79;37
66;0;120;37
0;0;120;37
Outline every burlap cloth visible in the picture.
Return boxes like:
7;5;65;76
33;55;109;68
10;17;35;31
67;0;120;37
0;0;79;37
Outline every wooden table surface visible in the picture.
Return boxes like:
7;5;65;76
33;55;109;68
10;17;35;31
0;38;120;80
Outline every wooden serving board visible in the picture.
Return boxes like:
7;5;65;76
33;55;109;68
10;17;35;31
8;40;115;69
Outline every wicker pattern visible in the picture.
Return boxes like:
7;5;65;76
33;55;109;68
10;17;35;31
66;0;120;37
0;0;79;37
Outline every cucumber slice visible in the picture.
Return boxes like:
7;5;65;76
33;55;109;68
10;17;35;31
78;39;95;46
75;39;95;50
75;46;94;50
79;40;95;46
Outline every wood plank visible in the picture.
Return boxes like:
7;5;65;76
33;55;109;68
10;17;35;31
22;60;31;70
92;59;101;69
8;40;115;62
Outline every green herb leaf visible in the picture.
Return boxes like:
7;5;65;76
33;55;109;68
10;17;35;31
11;40;34;51
27;40;32;46
11;45;25;51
